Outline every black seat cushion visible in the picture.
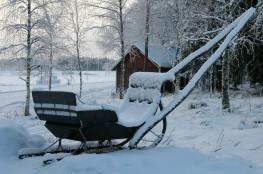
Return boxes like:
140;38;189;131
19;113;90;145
77;110;118;125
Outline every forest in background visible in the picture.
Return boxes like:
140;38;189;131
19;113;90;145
0;57;116;71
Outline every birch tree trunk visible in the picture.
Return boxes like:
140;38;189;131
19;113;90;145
25;0;32;116
209;66;213;98
72;0;83;98
48;41;53;91
43;5;55;91
119;0;125;99
76;35;82;98
144;0;150;71
222;50;230;110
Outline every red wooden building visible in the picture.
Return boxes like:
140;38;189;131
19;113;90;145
112;43;177;94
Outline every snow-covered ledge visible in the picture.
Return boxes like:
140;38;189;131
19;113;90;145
129;72;175;90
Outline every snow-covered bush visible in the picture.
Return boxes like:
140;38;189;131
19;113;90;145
250;84;263;96
238;120;257;130
0;121;46;157
36;75;61;85
188;101;208;110
238;114;263;130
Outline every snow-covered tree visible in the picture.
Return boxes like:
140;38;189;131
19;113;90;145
87;0;130;99
1;0;55;116
64;0;93;98
41;0;65;91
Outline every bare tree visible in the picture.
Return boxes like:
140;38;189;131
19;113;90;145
65;0;92;98
1;0;66;115
41;0;64;90
1;0;49;116
87;0;129;99
72;0;82;97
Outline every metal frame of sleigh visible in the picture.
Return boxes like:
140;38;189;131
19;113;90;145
18;7;256;160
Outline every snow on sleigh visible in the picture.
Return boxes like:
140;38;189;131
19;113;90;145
19;73;168;159
18;7;256;160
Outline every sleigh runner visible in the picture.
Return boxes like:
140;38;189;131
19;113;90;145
19;7;255;160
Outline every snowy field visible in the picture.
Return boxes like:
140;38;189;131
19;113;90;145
0;71;263;174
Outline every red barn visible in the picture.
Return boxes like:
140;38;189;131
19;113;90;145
112;43;177;94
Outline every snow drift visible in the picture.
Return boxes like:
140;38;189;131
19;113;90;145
0;121;46;157
36;148;262;174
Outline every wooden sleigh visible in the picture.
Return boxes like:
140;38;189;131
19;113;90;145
19;73;168;159
18;7;255;160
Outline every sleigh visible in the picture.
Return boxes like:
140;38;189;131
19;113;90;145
18;7;255;160
19;74;168;159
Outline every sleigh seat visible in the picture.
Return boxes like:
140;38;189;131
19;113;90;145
32;91;138;142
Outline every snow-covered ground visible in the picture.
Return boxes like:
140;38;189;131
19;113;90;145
0;71;115;117
163;92;263;167
0;71;262;174
0;71;114;93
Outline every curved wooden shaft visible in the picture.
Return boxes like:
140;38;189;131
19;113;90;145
129;7;256;148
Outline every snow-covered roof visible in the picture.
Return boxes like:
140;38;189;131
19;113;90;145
112;43;177;69
134;43;177;68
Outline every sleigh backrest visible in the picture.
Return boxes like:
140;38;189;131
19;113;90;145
118;72;174;127
32;91;79;125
